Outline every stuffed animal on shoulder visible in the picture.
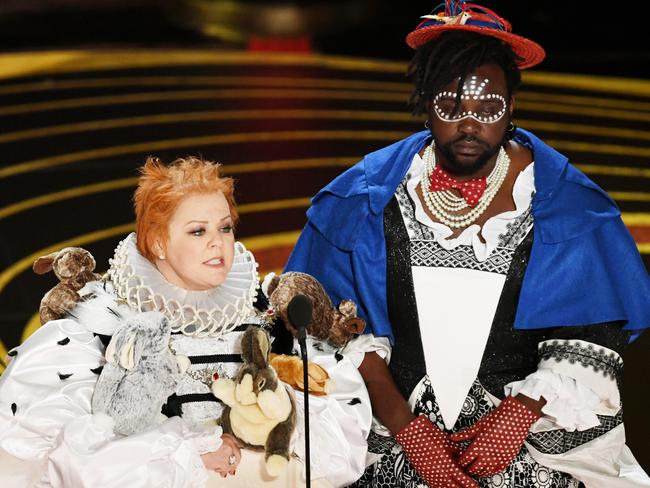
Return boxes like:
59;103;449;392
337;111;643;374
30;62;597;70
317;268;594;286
92;311;183;435
264;271;366;348
212;326;296;477
33;247;102;324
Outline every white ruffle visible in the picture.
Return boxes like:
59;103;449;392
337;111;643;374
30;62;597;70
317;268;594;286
340;333;392;368
505;340;623;431
505;369;602;431
107;233;259;338
405;153;535;262
186;424;223;455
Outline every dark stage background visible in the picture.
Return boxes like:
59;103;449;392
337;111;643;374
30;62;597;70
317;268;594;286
1;0;649;474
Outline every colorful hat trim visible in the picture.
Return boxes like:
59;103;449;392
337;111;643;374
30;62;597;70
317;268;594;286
406;1;545;69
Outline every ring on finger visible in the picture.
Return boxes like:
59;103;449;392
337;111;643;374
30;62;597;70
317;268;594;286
228;454;237;466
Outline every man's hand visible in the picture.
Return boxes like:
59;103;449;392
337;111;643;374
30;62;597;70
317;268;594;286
450;396;540;477
396;415;478;488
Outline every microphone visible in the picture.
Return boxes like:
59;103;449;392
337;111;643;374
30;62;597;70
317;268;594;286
286;294;312;488
287;294;312;353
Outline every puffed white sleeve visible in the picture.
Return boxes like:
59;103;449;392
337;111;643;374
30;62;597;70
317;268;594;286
504;339;622;431
504;339;650;486
42;414;222;488
290;337;372;487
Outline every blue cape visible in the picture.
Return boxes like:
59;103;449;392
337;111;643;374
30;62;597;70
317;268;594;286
286;129;650;343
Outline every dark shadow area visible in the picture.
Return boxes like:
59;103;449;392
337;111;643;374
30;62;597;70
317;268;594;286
0;1;648;77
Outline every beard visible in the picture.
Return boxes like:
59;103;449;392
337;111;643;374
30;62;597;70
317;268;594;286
435;134;501;176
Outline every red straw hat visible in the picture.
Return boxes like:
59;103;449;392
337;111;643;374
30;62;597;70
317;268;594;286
406;1;545;69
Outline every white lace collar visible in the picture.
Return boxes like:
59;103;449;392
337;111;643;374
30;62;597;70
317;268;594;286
107;233;259;338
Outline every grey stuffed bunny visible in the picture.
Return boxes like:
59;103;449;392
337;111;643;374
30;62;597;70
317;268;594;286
92;311;181;435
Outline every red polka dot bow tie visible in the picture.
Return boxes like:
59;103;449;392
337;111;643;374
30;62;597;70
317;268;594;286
428;165;487;207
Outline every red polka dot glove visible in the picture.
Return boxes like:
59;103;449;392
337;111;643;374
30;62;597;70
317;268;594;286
395;415;478;488
450;396;541;477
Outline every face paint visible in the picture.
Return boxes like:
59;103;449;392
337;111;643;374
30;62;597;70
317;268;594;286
432;75;507;124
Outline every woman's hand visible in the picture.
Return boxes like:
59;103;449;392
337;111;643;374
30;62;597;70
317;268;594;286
201;433;242;477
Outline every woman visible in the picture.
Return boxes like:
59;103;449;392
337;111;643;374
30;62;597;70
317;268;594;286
0;156;369;487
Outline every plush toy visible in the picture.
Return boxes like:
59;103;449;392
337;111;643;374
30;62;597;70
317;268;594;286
32;247;102;325
269;353;331;396
92;311;182;435
265;272;366;348
212;326;296;477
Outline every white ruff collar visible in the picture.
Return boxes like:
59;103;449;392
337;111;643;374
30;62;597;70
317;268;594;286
107;233;259;338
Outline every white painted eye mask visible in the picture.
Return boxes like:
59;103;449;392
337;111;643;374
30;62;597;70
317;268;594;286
432;75;507;124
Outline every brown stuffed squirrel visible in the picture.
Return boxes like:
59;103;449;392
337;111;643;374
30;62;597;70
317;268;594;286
32;247;102;324
265;272;366;348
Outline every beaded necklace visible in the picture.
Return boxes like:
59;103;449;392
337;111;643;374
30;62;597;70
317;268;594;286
420;143;510;228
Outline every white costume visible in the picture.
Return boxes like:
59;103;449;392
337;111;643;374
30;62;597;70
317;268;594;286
0;233;370;487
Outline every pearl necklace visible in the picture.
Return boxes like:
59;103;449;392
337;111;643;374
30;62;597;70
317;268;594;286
421;143;510;229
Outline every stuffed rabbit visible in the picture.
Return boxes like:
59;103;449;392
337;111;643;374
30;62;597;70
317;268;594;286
32;247;102;324
92;311;182;435
212;326;296;477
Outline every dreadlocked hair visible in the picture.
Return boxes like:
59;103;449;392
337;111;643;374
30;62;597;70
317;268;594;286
408;30;522;116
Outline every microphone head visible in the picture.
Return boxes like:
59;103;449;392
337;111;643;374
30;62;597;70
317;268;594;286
287;294;313;331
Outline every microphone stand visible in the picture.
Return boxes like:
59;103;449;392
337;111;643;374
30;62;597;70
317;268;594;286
297;325;311;488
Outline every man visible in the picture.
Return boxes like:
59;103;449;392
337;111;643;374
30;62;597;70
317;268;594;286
286;2;650;487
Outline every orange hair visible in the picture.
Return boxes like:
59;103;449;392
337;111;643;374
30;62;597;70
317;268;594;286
133;156;238;262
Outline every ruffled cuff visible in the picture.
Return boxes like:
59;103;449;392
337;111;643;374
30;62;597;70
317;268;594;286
184;423;223;455
505;339;622;432
340;333;392;368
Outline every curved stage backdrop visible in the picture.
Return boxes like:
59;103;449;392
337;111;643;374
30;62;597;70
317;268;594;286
0;49;649;467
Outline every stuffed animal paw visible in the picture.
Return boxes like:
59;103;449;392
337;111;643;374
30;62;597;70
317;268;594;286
270;353;332;396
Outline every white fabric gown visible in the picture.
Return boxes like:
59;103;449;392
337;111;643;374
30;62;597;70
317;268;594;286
0;234;370;487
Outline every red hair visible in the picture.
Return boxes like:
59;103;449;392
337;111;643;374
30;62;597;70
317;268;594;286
133;156;238;262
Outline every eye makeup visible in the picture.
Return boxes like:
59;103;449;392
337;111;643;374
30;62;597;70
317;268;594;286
433;75;507;124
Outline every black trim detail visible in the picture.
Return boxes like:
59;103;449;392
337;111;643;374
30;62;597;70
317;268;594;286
348;397;361;405
538;340;624;381
11;403;16;416
161;392;222;418
58;372;73;380
94;333;112;347
174;393;220;403
7;349;17;357
528;410;624;454
384;196;427;399
477;230;544;397
91;365;104;375
335;352;344;362
189;354;242;364
57;337;70;345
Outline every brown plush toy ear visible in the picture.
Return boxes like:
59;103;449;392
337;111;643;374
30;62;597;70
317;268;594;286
344;317;366;335
338;300;366;335
241;326;271;369
32;251;59;275
266;274;281;297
